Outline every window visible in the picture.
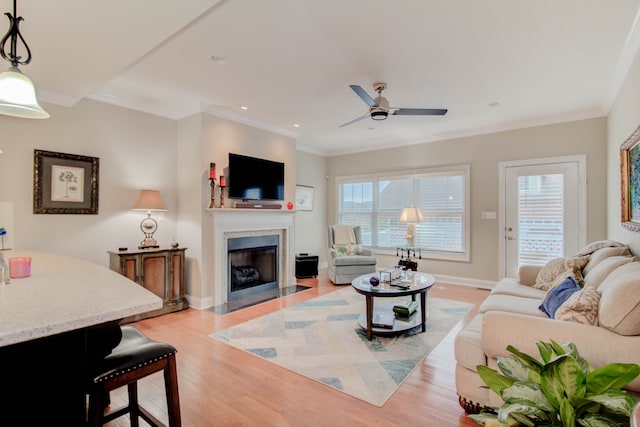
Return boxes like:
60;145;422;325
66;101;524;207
337;165;470;261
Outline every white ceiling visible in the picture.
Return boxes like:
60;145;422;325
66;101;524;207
6;0;640;156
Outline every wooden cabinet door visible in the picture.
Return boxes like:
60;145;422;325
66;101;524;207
121;255;139;283
170;251;184;300
140;252;169;301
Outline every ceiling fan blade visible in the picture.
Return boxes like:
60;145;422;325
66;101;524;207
339;112;370;127
349;85;378;108
392;108;448;116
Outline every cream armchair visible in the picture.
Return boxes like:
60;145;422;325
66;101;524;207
327;225;377;285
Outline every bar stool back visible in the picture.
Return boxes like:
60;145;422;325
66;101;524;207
87;325;181;426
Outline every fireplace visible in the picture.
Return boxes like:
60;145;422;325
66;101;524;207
206;209;295;308
228;234;278;300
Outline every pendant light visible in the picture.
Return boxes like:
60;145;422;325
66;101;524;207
0;0;48;119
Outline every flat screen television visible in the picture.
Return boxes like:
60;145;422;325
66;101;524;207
228;153;285;201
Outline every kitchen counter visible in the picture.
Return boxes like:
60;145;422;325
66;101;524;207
0;250;162;347
0;249;164;426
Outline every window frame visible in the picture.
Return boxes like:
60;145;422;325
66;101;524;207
335;164;471;262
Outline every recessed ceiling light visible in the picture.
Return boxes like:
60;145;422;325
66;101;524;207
209;55;227;64
240;106;248;110
293;124;300;128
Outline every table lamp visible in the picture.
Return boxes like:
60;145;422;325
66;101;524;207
399;205;424;247
132;189;167;249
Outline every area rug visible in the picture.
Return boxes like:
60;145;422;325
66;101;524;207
210;286;472;406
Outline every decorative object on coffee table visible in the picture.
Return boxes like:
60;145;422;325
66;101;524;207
397;247;421;271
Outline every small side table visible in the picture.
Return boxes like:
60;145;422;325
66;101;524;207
295;253;318;278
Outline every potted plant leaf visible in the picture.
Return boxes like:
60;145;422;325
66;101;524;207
469;339;640;427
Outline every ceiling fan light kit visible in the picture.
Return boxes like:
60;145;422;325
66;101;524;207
340;82;446;127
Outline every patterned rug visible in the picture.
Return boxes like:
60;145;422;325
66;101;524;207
210;286;471;406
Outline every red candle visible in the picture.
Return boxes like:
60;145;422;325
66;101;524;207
219;175;226;187
209;162;216;179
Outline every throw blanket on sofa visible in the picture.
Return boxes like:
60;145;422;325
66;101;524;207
332;225;356;244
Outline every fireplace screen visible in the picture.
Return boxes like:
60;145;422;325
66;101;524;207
227;235;278;299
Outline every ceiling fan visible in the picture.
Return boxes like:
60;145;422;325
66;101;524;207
340;82;447;127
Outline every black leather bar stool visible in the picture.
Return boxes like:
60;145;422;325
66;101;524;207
87;325;181;426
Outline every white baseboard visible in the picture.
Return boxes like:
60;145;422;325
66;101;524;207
431;274;494;290
185;268;495;311
185;294;214;310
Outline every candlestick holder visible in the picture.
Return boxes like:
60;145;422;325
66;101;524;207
209;178;216;209
219;185;226;208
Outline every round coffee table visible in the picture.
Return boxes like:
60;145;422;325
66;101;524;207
351;272;435;341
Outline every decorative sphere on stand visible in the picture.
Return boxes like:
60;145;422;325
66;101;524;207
369;276;380;286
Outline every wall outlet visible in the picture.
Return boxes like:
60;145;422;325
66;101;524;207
481;211;497;219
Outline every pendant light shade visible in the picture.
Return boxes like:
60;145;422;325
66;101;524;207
0;66;49;118
0;0;49;119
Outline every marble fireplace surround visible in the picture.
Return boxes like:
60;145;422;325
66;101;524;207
207;209;295;307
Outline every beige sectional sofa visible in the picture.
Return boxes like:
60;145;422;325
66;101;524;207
454;242;640;413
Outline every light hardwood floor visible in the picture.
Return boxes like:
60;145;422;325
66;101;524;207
106;269;490;426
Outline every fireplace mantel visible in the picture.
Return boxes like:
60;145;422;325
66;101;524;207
206;208;295;307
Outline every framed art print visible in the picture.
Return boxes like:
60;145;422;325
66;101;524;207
295;185;314;211
620;125;640;232
33;149;99;214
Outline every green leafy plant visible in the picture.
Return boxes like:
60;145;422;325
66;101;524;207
469;340;640;427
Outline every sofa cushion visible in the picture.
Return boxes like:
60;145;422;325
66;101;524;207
555;286;600;325
583;255;635;289
453;314;485;370
491;278;547;299
533;256;589;290
332;254;376;266
544;266;584;295
583;246;631;276
598;262;640;336
539;276;582;318
332;243;364;256
480;294;548;317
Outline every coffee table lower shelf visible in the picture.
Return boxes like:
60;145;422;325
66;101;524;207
357;303;428;335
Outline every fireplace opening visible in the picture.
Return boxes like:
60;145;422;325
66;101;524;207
227;234;278;300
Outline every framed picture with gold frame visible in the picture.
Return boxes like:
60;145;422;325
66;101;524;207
620;125;640;232
33;149;99;214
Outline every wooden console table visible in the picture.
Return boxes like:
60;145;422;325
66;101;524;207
109;247;188;322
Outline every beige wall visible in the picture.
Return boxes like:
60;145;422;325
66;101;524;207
0;99;178;267
294;150;328;264
607;46;640;255
327;118;608;282
176;113;297;306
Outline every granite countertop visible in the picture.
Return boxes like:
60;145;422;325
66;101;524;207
0;249;162;347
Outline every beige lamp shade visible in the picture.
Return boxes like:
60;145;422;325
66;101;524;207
399;206;424;223
131;190;167;212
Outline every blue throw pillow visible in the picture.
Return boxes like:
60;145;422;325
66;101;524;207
539;276;582;318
